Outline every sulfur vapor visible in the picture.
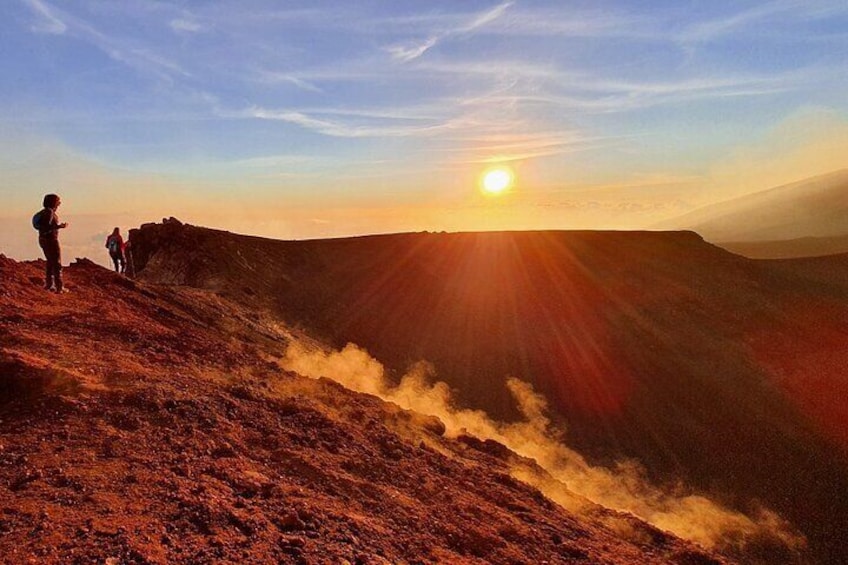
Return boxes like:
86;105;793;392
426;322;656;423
281;340;805;557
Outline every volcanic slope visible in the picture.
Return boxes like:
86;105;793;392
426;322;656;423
129;220;848;564
662;169;848;255
0;255;732;564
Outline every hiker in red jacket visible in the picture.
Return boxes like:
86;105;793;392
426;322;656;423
34;194;69;293
105;227;126;274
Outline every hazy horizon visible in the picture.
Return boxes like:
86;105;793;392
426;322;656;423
2;1;848;262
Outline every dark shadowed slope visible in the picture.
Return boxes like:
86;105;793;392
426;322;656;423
130;221;848;564
719;235;848;259
0;256;731;564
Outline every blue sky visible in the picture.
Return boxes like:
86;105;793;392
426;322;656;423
2;1;847;260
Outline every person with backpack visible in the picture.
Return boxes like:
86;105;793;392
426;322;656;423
33;194;69;293
105;227;126;273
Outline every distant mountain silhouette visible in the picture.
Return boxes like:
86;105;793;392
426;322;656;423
661;169;848;256
130;221;848;564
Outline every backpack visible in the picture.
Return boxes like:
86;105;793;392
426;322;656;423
32;210;45;231
108;237;120;253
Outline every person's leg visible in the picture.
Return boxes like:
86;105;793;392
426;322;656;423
50;241;64;291
119;253;126;274
111;252;120;272
39;238;54;289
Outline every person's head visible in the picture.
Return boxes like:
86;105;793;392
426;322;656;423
43;194;61;209
112;227;120;235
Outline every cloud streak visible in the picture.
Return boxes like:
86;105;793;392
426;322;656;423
680;0;848;43
385;1;514;62
243;106;451;138
386;36;439;63
22;0;66;34
256;71;324;93
459;1;514;33
20;0;186;80
169;18;204;34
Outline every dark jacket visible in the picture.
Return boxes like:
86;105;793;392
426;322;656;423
37;208;61;241
106;234;125;254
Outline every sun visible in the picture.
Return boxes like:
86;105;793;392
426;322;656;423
481;167;514;195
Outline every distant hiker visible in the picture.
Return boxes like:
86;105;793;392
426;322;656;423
123;238;136;278
33;193;68;293
105;227;126;274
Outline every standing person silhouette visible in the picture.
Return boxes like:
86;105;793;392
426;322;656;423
105;227;126;273
35;194;69;293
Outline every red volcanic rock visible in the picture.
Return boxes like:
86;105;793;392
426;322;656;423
0;257;727;564
126;222;848;564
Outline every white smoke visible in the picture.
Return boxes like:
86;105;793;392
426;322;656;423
280;340;805;555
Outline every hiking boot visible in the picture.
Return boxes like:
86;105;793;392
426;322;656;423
53;287;70;294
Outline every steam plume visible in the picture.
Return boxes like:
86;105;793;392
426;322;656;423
281;340;804;555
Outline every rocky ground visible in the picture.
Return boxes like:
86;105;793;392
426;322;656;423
126;221;848;564
0;256;727;564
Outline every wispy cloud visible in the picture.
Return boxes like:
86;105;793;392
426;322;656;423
371;3;653;42
20;0;186;80
242;106;450;138
229;154;317;168
169;18;204;34
385;1;514;62
578;74;797;102
416;58;567;81
413;58;800;115
486;70;810;115
256;71;324;93
459;1;514;33
680;0;848;43
464;145;593;164
298;106;442;122
22;0;66;34
386;36;439;63
681;2;796;43
461;132;580;152
448;131;616;164
482;8;654;39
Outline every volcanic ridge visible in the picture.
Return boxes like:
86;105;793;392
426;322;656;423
129;220;848;564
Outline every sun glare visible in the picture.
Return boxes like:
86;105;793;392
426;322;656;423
481;167;514;195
